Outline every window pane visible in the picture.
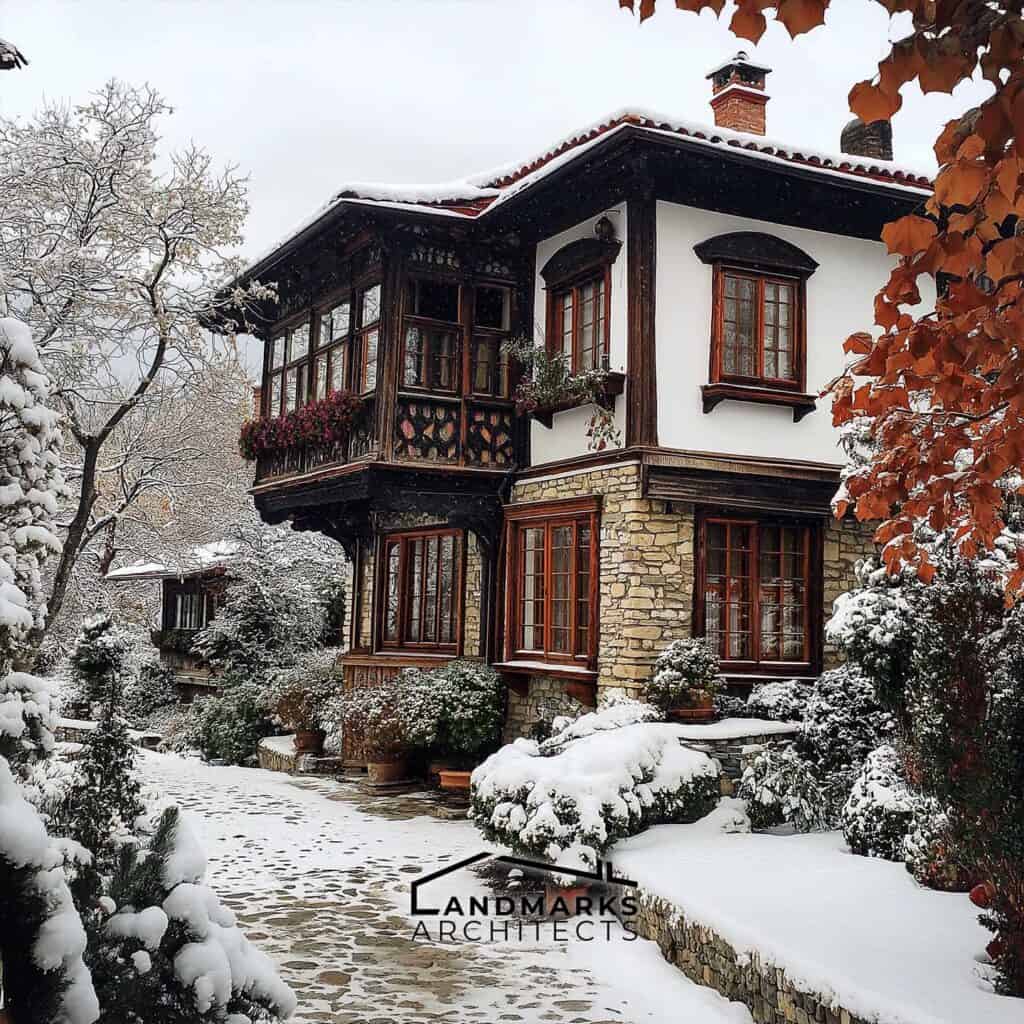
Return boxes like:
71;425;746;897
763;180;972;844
723;274;756;376
314;355;328;400
269;373;282;416
385;544;400;641
290;323;310;361
361;284;381;326
576;524;591;656
362;329;378;390
439;535;456;644
410;279;459;322
329;346;346;394
403;326;425;387
271;336;286;369
762;280;795;381
322;302;350;345
407;539;423;642
422;536;439;642
550;525;572;653
475;286;509;330
520;527;545;650
430;330;458;391
559;292;573;359
285;368;298;412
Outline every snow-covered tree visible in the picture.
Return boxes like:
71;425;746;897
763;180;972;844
68;614;130;715
0;80;271;643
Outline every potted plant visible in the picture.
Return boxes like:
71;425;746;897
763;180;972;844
402;661;504;790
341;682;413;783
645;637;723;723
269;655;339;755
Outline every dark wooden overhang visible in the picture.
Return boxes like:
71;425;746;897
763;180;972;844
253;461;510;555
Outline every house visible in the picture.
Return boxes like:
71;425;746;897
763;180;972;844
227;53;931;739
105;541;237;700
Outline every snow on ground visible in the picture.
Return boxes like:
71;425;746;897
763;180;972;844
136;750;750;1024
671;718;800;741
614;825;1019;1024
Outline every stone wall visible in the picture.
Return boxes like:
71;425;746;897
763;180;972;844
628;893;871;1024
823;516;876;669
503;674;593;744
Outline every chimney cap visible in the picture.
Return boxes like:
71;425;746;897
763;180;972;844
705;51;772;79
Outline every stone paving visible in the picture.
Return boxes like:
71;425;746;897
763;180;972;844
136;751;750;1024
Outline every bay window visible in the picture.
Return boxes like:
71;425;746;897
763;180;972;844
504;498;600;667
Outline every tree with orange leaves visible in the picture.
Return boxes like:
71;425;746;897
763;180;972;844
619;0;1024;592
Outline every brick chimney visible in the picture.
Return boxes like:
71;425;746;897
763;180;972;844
706;51;771;136
840;117;893;161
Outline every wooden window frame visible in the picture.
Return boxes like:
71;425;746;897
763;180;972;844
546;266;612;375
710;264;806;393
401;276;462;395
313;298;353;401
469;284;512;399
375;526;465;654
693;511;823;676
503;496;601;669
265;317;314;417
356;282;382;396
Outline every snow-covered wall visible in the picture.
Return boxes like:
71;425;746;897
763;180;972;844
655;200;902;467
530;204;627;464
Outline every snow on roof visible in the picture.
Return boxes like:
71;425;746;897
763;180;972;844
105;540;240;582
242;106;933;279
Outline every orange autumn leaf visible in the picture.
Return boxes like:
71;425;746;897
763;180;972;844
729;4;768;42
849;80;901;122
934;162;990;208
775;0;828;38
881;215;937;256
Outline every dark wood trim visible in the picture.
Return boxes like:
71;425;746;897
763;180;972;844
701;382;817;422
539;236;622;289
694;231;819;278
626;193;657;447
504;494;602;521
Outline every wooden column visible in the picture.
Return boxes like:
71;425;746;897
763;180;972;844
626;192;658;447
375;246;405;460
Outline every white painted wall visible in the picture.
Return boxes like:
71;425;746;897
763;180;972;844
655;200;906;467
529;204;628;464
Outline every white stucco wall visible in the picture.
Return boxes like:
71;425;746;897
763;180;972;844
529;204;628;464
655;200;903;467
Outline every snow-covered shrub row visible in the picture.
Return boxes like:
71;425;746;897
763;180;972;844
644;637;721;715
737;665;896;832
175;683;272;765
745;679;811;722
470;708;719;869
712;691;749;719
841;745;925;861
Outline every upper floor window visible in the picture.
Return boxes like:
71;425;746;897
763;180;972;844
715;270;799;386
552;272;609;373
314;300;351;400
267;321;311;416
540;229;621;377
504;497;600;667
403;278;460;392
696;515;818;671
694;231;818;402
471;285;511;397
356;283;381;394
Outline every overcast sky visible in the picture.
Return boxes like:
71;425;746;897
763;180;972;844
1;0;991;263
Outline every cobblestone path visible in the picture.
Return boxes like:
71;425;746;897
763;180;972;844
136;751;750;1024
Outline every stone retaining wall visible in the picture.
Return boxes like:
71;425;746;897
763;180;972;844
681;728;799;784
629;893;870;1024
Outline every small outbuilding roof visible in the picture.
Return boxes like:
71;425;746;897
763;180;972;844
105;540;239;582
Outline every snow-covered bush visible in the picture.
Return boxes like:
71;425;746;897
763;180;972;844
91;806;295;1022
826;557;921;719
745;678;811;722
121;660;178;728
738;743;829;832
713;691;749;719
471;708;719;868
339;677;416;758
266;649;340;733
841;744;922;860
644;637;722;715
903;799;965;891
177;683;272;765
400;660;504;762
538;695;659;754
738;665;896;832
801;665;896;783
68;613;130;714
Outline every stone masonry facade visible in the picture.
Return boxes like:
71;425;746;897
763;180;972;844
505;460;875;740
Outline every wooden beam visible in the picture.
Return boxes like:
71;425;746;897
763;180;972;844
626;191;658;447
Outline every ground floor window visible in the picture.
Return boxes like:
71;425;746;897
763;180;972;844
379;528;462;651
504;497;600;667
697;515;818;669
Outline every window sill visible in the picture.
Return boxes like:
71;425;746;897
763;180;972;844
532;371;625;429
701;382;817;423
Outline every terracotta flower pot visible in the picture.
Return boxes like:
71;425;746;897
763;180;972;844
544;882;591;916
366;758;409;784
667;693;715;723
438;768;473;791
293;729;325;754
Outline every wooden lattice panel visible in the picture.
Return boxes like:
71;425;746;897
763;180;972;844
464;405;516;466
394;397;460;462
